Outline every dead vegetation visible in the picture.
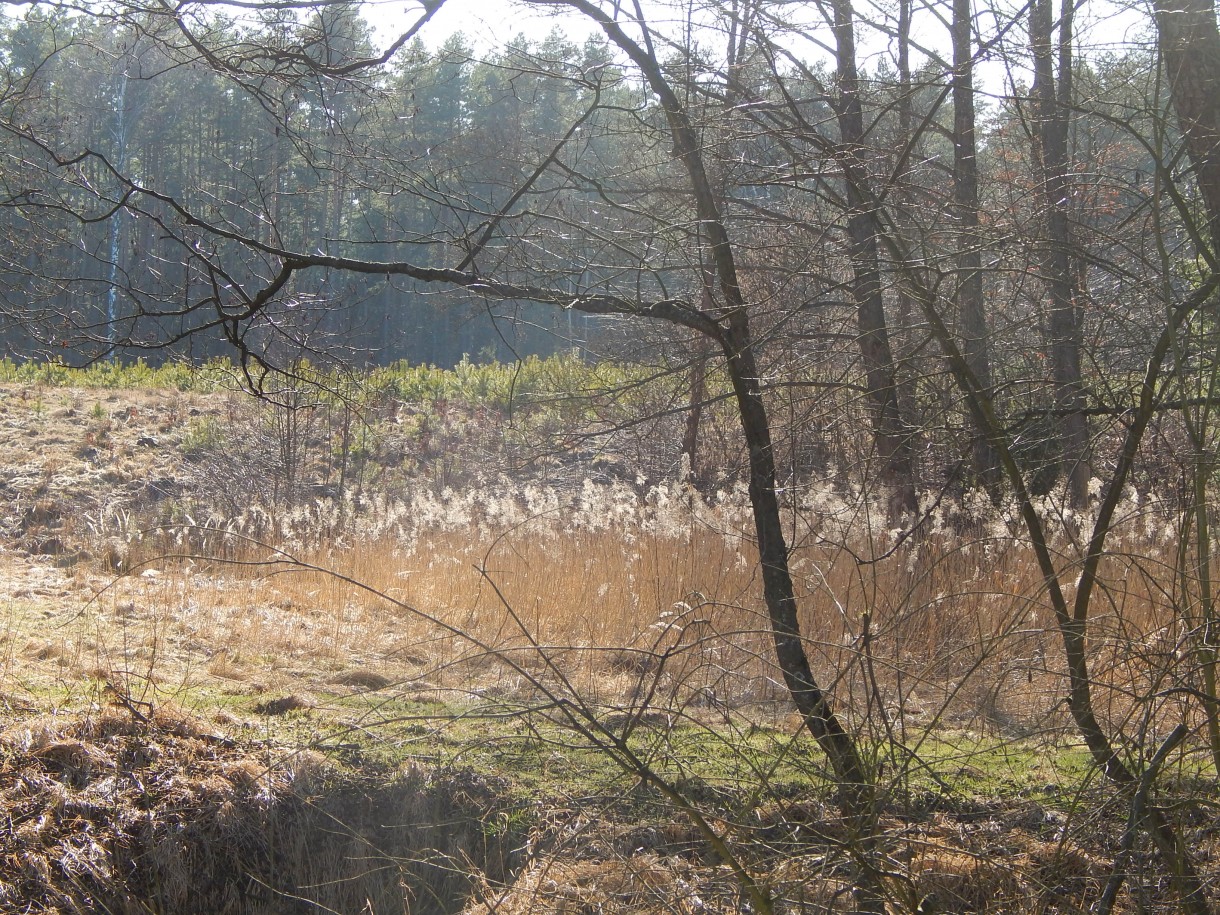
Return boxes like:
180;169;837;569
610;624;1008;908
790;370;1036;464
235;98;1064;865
0;705;522;914
1;701;1162;914
2;379;1220;912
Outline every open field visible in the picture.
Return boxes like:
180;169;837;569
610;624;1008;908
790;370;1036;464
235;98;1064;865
2;371;1218;913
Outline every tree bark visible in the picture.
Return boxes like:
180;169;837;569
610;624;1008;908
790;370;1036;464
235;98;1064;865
894;0;916;339
1029;0;1090;507
830;0;920;519
555;2;881;901
951;0;1001;496
885;243;1216;915
681;325;710;486
1156;0;1220;252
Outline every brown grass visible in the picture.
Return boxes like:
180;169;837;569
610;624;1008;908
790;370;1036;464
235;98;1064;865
463;810;1121;914
3;382;1216;913
0;706;523;915
1;703;1127;915
2;472;1199;748
0;380;1202;747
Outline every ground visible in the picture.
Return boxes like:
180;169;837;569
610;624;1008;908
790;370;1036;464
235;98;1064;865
0;379;1212;913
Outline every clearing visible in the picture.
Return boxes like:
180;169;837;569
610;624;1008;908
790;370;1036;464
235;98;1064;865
0;376;1213;913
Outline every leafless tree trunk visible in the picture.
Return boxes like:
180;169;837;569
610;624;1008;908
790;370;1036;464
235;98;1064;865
1156;0;1220;252
952;0;1001;496
830;0;920;519
1156;0;1220;805
884;231;1215;915
893;0;916;339
557;4;881;905
681;313;711;485
1029;0;1090;506
681;3;756;491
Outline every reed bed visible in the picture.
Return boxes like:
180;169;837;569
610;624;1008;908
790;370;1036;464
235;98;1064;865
42;474;1188;757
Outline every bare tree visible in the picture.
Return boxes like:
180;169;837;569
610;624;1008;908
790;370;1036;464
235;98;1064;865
1028;0;1090;507
1156;0;1220;253
827;0;921;519
12;0;1220;908
1;0;890;904
951;0;1001;495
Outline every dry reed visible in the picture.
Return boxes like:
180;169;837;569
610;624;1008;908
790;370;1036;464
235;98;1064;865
36;475;1192;752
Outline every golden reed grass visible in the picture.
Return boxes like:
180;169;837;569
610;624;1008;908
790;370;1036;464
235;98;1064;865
53;477;1195;743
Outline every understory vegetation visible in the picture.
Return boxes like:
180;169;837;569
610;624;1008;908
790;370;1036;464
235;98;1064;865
2;360;1219;913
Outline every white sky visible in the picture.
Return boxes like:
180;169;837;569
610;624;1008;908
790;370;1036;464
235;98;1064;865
362;0;843;60
360;0;1156;98
364;0;601;51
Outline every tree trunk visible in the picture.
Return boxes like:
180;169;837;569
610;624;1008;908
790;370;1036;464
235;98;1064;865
894;0;916;339
951;0;1001;495
1030;0;1090;507
831;0;920;519
1157;0;1220;810
1156;0;1220;252
564;5;882;903
721;309;880;879
681;328;709;486
887;244;1215;915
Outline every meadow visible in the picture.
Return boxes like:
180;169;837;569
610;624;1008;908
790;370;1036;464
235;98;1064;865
0;358;1213;913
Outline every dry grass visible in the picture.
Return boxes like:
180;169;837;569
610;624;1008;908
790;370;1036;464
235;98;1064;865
0;705;522;915
6;380;1220;912
1;700;1135;914
0;379;1201;746
2;460;1200;753
462;807;1124;914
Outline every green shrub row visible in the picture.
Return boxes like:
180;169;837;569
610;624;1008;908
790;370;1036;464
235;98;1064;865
0;357;236;391
0;353;689;416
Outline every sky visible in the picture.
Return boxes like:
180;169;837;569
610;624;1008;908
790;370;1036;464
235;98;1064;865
358;0;1157;99
363;0;602;51
360;0;845;60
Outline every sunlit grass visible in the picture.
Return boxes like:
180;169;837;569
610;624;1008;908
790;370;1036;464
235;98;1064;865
3;369;1216;914
3;470;1180;758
